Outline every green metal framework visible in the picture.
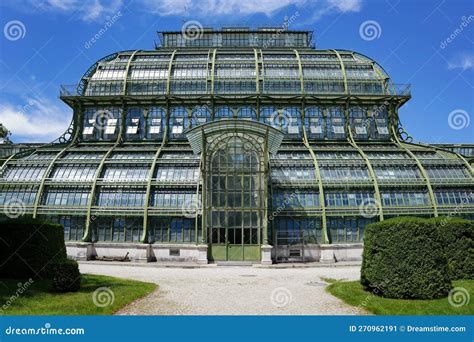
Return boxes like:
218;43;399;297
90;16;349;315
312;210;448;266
1;28;472;259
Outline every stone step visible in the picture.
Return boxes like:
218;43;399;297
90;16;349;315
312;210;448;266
216;261;255;266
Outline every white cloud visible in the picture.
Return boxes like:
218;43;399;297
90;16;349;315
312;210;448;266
10;0;360;22
0;97;72;143
327;0;361;12
140;0;361;18
140;0;304;16
448;54;474;71
23;0;123;22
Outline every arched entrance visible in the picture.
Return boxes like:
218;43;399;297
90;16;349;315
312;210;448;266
206;134;264;261
185;119;284;263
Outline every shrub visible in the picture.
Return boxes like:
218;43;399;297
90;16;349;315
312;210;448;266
434;217;474;280
361;217;451;299
50;260;81;292
0;218;67;279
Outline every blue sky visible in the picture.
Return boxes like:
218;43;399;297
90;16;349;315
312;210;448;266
0;0;473;143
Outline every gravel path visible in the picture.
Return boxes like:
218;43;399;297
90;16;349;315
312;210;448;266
79;263;366;315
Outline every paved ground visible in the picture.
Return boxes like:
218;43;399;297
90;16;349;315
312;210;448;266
79;263;366;315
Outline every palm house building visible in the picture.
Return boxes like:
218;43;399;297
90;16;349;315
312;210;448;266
1;28;473;264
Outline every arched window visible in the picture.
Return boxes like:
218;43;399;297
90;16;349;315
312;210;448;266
191;105;211;127
146;107;165;140
259;106;277;126
214;106;233;120
282;107;301;138
326;106;345;140
169;106;189;139
371;104;390;140
349;106;369;140
125;107;145;140
305;106;325;140
82;107;121;141
237;106;257;121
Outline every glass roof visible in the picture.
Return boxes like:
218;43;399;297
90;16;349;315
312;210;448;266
75;49;392;97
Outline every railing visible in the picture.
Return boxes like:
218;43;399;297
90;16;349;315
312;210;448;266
390;83;411;96
60;83;412;97
60;85;80;97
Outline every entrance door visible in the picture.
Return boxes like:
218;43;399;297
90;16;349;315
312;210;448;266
206;135;264;261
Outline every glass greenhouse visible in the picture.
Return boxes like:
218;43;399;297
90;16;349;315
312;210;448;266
1;28;473;263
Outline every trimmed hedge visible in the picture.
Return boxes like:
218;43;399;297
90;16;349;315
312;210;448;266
434;217;474;280
51;260;81;292
0;218;67;279
361;217;452;300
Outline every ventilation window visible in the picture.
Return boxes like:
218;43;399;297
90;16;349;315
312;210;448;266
105;118;117;135
289;249;301;257
83;126;94;135
126;118;140;134
310;126;322;134
288;126;299;134
332;126;344;134
126;126;138;134
170;249;180;257
172;126;183;134
149;126;161;134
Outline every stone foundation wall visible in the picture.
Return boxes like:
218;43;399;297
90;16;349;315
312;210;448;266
66;242;363;264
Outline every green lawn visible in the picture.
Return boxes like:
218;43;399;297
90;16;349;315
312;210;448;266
0;274;157;315
326;279;474;315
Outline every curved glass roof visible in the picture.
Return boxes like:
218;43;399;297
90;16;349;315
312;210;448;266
68;49;397;97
